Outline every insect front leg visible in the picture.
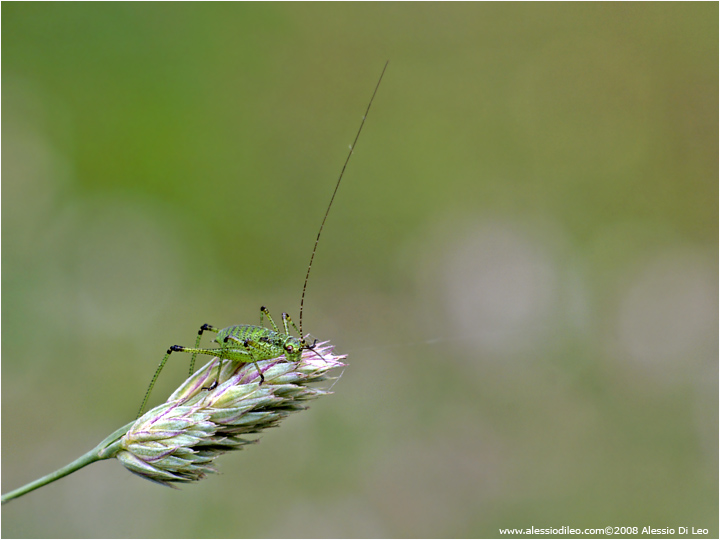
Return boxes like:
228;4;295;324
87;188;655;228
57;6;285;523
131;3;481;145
281;312;323;358
281;312;302;336
260;306;280;332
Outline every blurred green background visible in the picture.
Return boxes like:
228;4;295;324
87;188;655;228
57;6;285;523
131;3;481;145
2;3;717;538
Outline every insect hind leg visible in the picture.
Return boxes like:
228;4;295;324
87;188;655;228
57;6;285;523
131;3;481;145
138;345;185;418
190;324;219;376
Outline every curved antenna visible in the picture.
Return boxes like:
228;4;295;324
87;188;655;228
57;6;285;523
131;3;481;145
299;61;389;337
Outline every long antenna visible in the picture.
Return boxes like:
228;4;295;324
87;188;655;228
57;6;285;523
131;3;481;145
299;61;388;336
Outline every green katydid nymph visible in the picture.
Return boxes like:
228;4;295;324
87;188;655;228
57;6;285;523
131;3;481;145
137;62;388;418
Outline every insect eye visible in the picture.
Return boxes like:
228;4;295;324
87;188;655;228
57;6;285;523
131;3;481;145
285;344;295;353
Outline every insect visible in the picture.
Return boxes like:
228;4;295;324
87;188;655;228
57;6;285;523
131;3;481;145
137;62;388;418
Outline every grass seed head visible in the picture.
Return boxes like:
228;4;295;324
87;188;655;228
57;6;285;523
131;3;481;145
117;343;345;486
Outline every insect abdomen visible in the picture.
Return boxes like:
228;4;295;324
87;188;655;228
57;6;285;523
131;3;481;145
218;325;265;342
217;325;287;360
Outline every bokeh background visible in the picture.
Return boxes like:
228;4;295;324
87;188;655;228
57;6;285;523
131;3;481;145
2;3;717;538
